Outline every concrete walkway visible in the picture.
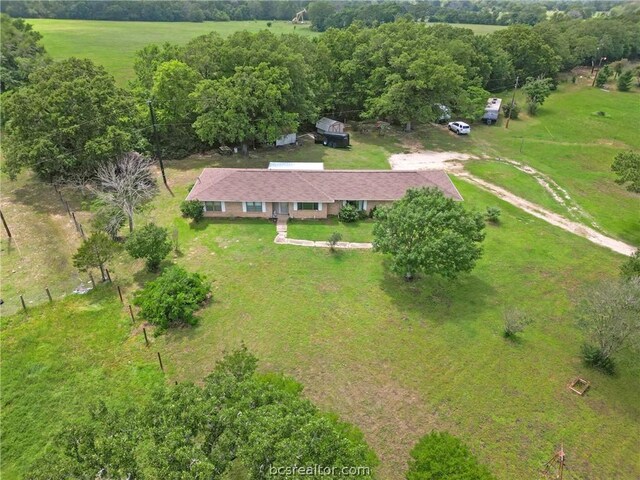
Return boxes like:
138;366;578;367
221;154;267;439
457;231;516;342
273;216;373;249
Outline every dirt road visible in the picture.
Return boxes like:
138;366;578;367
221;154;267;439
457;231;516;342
389;151;636;256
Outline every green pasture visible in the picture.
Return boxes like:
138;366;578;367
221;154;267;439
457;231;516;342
27;19;318;84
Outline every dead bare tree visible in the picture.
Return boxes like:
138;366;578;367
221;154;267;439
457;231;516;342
93;152;158;233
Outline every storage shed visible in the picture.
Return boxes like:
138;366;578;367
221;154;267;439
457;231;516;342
316;117;344;134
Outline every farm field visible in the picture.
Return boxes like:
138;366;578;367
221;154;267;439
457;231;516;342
27;19;504;85
417;83;640;245
2;147;639;479
26;19;318;84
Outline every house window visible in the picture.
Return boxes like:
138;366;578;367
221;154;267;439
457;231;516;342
346;200;366;210
245;202;263;212
204;201;223;212
297;202;320;211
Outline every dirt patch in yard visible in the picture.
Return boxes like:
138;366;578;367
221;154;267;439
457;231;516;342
388;151;478;171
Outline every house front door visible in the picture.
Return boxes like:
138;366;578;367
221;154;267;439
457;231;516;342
276;202;289;215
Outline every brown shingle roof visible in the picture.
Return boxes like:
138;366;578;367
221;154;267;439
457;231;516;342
186;169;462;203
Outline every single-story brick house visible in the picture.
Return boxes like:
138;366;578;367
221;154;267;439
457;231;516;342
186;168;462;219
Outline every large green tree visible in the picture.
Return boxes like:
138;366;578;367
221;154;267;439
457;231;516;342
365;49;466;131
28;347;376;479
150;59;202;157
2;58;143;181
522;76;554;115
192;63;298;153
492;25;561;81
373;188;485;280
0;13;49;92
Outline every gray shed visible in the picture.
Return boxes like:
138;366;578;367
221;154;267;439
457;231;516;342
316;117;344;134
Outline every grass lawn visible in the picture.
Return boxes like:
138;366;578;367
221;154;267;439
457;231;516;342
27;19;318;84
417;83;640;245
288;218;375;243
2;153;639;480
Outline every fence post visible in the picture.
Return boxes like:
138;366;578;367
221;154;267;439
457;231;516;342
157;352;164;372
128;304;135;323
143;327;149;347
117;285;123;303
20;295;27;312
71;212;79;232
105;268;112;283
79;224;86;239
88;272;95;288
45;287;52;302
63;200;72;217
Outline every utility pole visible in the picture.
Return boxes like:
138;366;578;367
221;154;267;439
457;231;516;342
591;56;607;87
147;99;169;189
505;76;519;129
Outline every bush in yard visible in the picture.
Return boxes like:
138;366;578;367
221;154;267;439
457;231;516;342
501;101;520;120
180;200;204;222
580;344;616;375
617;70;633;92
338;203;360;223
595;67;610;88
503;307;532;339
328;231;342;251
407;432;495;480
125;222;172;272
611;150;640;193
620;250;640;280
485;206;501;224
73;232;121;282
133;266;210;331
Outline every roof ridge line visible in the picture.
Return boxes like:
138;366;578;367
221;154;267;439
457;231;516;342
294;171;335;201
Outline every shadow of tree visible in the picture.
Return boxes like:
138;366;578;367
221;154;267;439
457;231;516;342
379;258;496;324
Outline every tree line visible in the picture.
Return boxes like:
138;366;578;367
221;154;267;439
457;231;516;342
307;0;627;31
1;0;626;25
0;1;308;23
2;11;639;184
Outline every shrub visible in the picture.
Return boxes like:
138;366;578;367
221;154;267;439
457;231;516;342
501;102;520;120
503;307;532;338
180;199;204;222
125;223;172;272
328;231;342;251
133;265;210;331
620;250;640;280
580;344;615;375
595;66;610;88
338;204;360;223
617;70;633;92
407;432;495;480
266;21;272;27
485;206;501;224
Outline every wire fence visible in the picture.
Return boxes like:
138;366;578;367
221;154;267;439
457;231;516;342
0;273;97;317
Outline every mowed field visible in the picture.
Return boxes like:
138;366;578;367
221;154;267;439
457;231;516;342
2;134;639;479
27;19;503;85
26;19;318;84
